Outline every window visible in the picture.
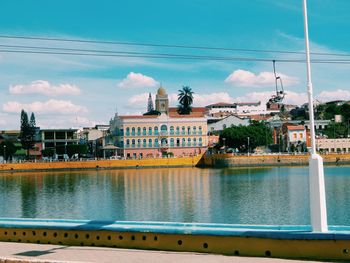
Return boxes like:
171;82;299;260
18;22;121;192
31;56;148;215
193;138;197;146
154;127;159;135
126;139;130;148
170;126;174;135
176;138;180;147
148;127;152;135
137;127;141;136
187;126;191;135
143;139;147;147
126;127;130;136
182;138;186;146
199;126;202;135
132;139;135;147
193;126;197;135
199;137;203;146
170;138;174;147
143;127;146;136
155;138;159;147
176;127;180;135
131;127;135;136
160;125;167;135
299;133;303;139
148;139;152;147
137;139;141;147
293;133;297;139
182;126;185;135
187;138;191;146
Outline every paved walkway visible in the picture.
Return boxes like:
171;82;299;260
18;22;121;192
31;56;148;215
0;242;330;263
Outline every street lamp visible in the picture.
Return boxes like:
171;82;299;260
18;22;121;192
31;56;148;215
3;145;6;163
332;118;336;153
247;137;250;156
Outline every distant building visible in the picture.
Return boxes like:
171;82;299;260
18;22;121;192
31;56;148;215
282;125;308;152
208;115;249;133
316;138;350;153
205;102;236;116
110;86;208;158
41;129;78;156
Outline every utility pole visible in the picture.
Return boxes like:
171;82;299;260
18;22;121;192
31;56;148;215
303;0;328;232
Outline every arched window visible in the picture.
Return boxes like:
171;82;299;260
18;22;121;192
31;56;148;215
193;138;197;146
176;138;180;147
154;126;159;135
155;138;159;147
126;139;130;147
170;126;174;135
199;126;202;135
187;126;191;135
182;138;186;146
142;127;146;136
187;138;191;146
182;126;185;135
170;138;174;147
160;125;167;135
132;139;136;147
148;127;152;135
126;127;130;136
193;126;197;135
176;126;180;135
143;139;147;147
199;138;202;146
148;139;152;147
131;127;135;136
137;127;141;136
137;139;141;147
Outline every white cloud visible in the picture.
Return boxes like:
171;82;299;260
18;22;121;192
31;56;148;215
225;69;299;88
9;80;81;96
316;89;350;103
2;99;88;114
127;93;151;109
118;72;159;89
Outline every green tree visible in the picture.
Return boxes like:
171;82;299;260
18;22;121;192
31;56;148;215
19;109;36;158
220;122;272;153
0;140;17;161
177;86;194;114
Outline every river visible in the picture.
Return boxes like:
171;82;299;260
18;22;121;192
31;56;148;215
1;165;349;225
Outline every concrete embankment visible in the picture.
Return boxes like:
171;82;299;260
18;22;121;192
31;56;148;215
0;155;203;173
201;153;350;168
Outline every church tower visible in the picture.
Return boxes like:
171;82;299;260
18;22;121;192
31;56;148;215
155;86;169;114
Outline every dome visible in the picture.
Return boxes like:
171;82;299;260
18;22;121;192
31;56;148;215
157;86;167;96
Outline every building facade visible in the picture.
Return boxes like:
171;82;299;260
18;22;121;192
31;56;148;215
111;87;208;158
316;138;350;153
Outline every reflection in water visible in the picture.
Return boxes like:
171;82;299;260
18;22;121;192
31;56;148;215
0;166;349;225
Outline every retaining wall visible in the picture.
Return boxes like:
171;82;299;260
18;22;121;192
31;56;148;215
201;153;350;168
0;155;203;173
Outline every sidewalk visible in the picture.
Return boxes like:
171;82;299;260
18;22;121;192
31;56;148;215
0;242;330;263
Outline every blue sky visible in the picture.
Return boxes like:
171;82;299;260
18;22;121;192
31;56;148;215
0;0;350;129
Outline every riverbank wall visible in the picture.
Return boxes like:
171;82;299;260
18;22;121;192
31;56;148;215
201;153;350;168
0;155;203;173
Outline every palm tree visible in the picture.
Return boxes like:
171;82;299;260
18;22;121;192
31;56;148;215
177;86;194;114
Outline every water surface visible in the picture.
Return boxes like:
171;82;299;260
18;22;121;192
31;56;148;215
1;166;349;225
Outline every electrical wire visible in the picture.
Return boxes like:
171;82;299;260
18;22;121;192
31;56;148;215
1;34;350;57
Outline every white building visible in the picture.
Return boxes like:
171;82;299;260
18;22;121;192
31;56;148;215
208;115;249;133
235;101;267;116
316;138;350;153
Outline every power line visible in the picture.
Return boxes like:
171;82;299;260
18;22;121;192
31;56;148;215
2;48;350;64
0;34;350;57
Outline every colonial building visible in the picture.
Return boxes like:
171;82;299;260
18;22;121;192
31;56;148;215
111;87;208;158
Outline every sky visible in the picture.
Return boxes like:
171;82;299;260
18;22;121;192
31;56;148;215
0;0;350;129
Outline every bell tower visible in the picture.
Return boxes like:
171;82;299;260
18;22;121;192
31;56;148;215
155;86;169;114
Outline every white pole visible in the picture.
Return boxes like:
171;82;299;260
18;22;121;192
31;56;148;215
302;0;328;232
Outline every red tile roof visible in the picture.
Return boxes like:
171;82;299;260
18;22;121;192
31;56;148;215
287;125;305;131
